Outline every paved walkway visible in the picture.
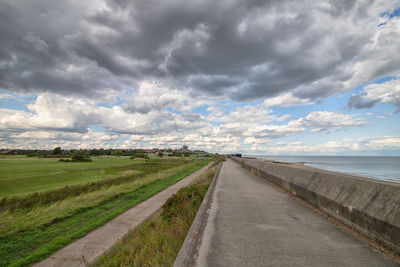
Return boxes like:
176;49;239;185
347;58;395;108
35;162;212;267
196;159;398;267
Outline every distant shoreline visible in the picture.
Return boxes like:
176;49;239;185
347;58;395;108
245;155;400;183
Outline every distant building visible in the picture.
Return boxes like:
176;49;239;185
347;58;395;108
144;149;158;156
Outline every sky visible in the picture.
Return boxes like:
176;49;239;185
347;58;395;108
0;0;400;155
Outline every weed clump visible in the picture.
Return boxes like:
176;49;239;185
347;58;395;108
161;184;208;222
94;184;209;267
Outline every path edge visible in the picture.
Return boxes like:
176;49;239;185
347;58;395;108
33;162;214;267
173;162;222;267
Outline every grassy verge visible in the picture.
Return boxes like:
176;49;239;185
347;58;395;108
0;159;211;267
0;158;189;210
93;158;223;267
0;159;199;237
0;156;136;196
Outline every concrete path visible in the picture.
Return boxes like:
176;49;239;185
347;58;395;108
35;162;212;267
196;159;398;267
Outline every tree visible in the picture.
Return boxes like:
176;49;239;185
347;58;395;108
52;147;62;155
158;152;163;157
111;149;123;156
90;149;100;156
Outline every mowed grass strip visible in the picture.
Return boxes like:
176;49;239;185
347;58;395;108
0;158;188;210
0;156;135;196
0;159;196;237
0;159;211;267
93;159;222;267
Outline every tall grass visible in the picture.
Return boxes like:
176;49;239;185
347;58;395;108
0;160;201;237
0;158;189;210
93;158;223;267
0;159;211;267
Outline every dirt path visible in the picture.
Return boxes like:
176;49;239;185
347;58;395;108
34;162;212;267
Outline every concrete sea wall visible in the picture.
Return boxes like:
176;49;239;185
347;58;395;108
231;156;400;255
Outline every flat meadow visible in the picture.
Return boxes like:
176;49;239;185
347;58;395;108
0;155;212;266
0;155;134;196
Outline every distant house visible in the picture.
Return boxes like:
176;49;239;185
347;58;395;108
144;149;158;156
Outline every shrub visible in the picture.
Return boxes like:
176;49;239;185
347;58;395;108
71;151;92;162
130;153;149;159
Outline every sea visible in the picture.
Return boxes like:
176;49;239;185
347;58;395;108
249;155;400;183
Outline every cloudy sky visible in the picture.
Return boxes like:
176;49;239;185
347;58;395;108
0;0;400;155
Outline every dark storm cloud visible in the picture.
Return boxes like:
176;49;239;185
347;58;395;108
0;0;127;98
348;94;379;109
1;0;399;102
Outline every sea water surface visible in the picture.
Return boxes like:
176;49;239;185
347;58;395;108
249;155;400;183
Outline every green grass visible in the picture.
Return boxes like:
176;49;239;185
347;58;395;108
93;159;222;267
0;158;190;210
0;159;211;267
0;160;198;237
0;156;136;196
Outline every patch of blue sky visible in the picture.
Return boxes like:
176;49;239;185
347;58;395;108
378;7;400;26
205;121;224;126
271;75;398;120
96;102;116;108
362;75;398;87
88;124;107;133
191;105;211;116
0;90;36;112
214;99;263;112
362;112;400;137
166;107;182;114
270;131;317;146
106;136;127;148
381;7;400;18
273;108;400;149
97;90;129;108
270;104;316;121
97;96;125;108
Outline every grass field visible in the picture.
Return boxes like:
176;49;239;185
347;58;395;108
94;158;222;267
0;155;213;266
0;155;135;196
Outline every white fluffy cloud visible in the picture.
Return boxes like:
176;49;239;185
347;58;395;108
124;82;188;113
295;111;368;132
263;92;314;107
244;137;400;154
0;91;206;137
208;104;289;124
1;90;374;151
349;79;400;111
0;91;397;154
